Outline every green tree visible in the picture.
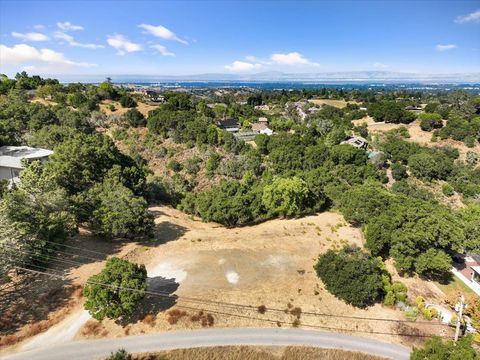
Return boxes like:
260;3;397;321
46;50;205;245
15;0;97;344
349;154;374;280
314;246;385;308
419;113;443;131
87;176;154;239
414;249;452;279
411;336;479;360
83;257;147;320
262;177;309;217
0;161;76;273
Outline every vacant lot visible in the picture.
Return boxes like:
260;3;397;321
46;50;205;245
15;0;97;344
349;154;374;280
99;100;159;117
74;206;447;346
2;208;450;353
135;346;386;360
309;99;357;108
353;117;480;163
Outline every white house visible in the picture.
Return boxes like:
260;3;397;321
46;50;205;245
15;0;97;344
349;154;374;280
0;146;53;184
260;127;273;136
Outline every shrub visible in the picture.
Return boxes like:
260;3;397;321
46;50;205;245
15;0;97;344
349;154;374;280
391;162;408;180
123;108;145;127
419;113;443;131
442;183;454;196
411;336;479;360
119;95;137;108
106;349;132;360
167;159;183;172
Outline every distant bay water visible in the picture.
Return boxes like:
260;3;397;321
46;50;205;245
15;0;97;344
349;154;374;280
113;81;480;91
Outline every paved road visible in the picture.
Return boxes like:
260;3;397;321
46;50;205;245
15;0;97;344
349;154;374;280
2;328;411;360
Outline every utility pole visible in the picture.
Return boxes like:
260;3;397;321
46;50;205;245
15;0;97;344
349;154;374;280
454;293;465;342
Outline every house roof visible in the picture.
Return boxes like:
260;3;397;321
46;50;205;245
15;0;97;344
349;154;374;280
217;118;239;128
251;122;269;131
0;146;53;169
472;266;480;275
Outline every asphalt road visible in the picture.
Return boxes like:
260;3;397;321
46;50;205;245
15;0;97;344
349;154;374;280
1;328;411;360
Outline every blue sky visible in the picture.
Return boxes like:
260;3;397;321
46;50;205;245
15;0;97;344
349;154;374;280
0;0;479;78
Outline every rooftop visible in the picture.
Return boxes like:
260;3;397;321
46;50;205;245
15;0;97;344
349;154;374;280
0;146;53;169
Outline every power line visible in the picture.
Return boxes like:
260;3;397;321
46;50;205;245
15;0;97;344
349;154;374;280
18;267;446;339
1;244;450;327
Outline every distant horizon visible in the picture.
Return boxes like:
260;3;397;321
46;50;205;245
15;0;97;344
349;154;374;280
23;70;480;85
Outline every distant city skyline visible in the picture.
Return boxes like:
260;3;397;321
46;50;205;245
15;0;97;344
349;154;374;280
0;0;479;78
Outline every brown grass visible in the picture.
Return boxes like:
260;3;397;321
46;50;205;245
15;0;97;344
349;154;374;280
166;309;187;325
0;284;83;347
80;320;104;337
257;305;267;314
290;307;302;319
142;314;156;327
135;346;386;360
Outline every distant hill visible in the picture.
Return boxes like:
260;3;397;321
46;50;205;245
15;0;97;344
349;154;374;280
57;71;480;84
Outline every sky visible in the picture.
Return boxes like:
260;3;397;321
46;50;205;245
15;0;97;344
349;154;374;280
0;0;479;79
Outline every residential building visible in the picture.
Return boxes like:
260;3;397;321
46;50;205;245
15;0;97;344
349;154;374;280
341;136;368;150
0;146;53;184
216;118;240;133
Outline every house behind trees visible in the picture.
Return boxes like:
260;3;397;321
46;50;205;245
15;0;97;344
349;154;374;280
0;146;53;185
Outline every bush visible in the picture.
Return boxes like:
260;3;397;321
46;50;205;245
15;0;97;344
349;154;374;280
106;349;132;360
411;336;479;360
314;246;385;308
419;113;443;131
442;183;454;196
123;108;145;127
391;162;408;180
167;159;183;172
119;95;137;108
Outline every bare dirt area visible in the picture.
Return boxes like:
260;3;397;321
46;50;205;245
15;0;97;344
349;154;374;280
309;99;358;108
354;117;480;162
99;100;159;117
74;206;447;347
1;207;450;354
30;98;58;107
135;346;386;360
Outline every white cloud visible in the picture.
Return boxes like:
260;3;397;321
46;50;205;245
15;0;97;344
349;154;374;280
373;62;389;69
436;44;458;51
107;34;142;55
33;25;45;30
138;24;188;45
245;55;257;62
0;43;96;71
271;52;318;66
150;44;175;56
54;31;104;49
455;9;480;23
57;21;84;31
11;32;49;42
225;60;262;72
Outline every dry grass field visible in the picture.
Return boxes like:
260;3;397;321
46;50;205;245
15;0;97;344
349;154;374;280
309;99;358;108
99;100;159;117
134;346;386;360
1;206;450;354
352;117;480;163
70;206;447;347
